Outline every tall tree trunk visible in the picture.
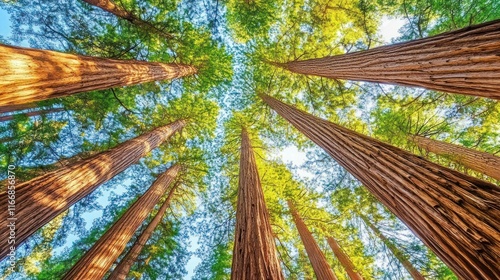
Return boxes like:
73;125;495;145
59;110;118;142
359;215;425;280
270;20;500;99
0;103;36;115
0;108;64;123
231;128;284;280
412;135;500;181
288;200;338;280
260;93;500;280
0;44;196;108
108;182;179;280
82;0;175;39
326;236;364;280
63;164;180;280
0;120;185;260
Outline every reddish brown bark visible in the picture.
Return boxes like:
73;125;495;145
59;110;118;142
288;201;338;280
272;20;500;99
107;182;178;280
360;215;425;280
326;236;364;280
231;128;284;280
82;0;175;39
0;108;64;122
412;135;500;182
0;44;196;108
63;164;180;280
0;103;36;115
0;120;185;260
260;94;500;280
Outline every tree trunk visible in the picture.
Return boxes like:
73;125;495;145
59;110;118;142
0;44;196;108
63;164;180;280
326;236;364;280
231;128;284;280
82;0;175;39
0;103;36;115
271;20;500;99
0;120;185;260
288;200;338;280
0;108;64;123
360;215;425;280
412;135;500;182
107;182;178;280
260;93;500;280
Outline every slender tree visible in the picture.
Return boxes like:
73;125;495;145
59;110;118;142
0;103;36;115
0;108;65;123
0;44;196;108
326;236;364;280
260;93;500;280
107;182;179;280
81;0;175;39
360;215;425;280
231;128;284;280
63;164;180;280
411;135;500;181
0;120;185;260
269;20;500;99
288;200;338;280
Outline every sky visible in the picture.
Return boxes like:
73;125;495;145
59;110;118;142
0;5;406;279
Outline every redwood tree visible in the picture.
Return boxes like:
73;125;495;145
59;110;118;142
360;215;425;280
0;108;65;123
260;94;500;280
63;164;180;280
0;103;36;115
411;135;500;181
288;200;338;280
270;20;500;99
82;0;175;39
107;182;179;280
326;236;364;280
231;128;284;280
0;44;196;108
0;120;185;260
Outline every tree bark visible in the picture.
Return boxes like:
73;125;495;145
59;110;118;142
0;44;196;108
260;93;500;280
0;120;185;260
107;182;178;280
0;103;36;115
412;135;500;182
288;200;338;280
82;0;175;39
63;164;180;280
271;20;500;99
326;236;364;280
0;108;64;123
360;215;425;280
231;128;285;280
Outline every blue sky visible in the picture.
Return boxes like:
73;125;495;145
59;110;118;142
0;8;11;38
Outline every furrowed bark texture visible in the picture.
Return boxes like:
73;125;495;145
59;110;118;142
82;0;175;39
360;216;424;280
63;164;180;280
108;182;179;280
326;236;364;280
276;20;500;99
412;135;500;182
0;44;196;108
0;108;64;122
260;94;500;280
0;120;185;260
288;200;338;280
231;129;285;280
